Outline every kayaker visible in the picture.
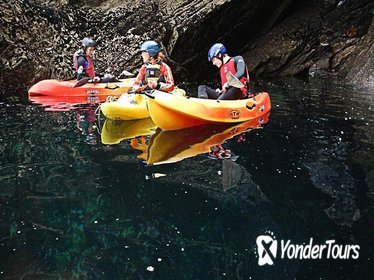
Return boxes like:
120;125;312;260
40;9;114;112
73;37;118;83
198;43;251;100
132;40;175;92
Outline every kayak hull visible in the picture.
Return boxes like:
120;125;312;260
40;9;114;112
28;78;136;97
100;87;186;121
100;94;149;120
146;91;271;130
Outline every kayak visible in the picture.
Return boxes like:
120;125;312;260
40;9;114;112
28;78;136;97
100;93;149;120
100;87;186;120
146;91;271;130
146;113;270;165
29;93;108;111
101;118;156;145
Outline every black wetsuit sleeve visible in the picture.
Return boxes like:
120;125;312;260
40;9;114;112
234;56;246;79
76;56;90;80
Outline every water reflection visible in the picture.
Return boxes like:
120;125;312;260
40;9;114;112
146;114;269;165
28;92;105;112
99;113;269;165
100;118;156;145
28;93;102;145
76;107;99;145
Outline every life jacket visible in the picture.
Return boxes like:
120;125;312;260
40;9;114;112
142;61;166;84
73;50;95;78
219;56;250;98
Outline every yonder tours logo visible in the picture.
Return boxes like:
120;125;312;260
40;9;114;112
255;232;360;266
256;233;278;266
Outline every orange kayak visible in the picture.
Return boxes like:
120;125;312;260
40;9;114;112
146;91;271;130
28;78;136;97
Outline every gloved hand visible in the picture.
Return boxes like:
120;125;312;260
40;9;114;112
132;85;141;92
147;80;157;89
217;82;229;94
92;76;101;83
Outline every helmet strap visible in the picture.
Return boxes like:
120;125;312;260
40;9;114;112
217;53;224;68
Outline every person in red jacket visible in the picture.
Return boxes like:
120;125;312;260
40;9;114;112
198;43;251;100
73;37;118;83
132;40;175;92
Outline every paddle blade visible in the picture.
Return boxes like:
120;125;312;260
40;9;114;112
73;78;90;87
119;70;135;77
226;72;244;89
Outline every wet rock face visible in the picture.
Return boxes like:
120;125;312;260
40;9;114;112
343;17;374;88
242;0;374;81
0;0;373;88
0;0;82;85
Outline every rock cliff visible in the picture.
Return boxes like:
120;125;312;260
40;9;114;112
0;0;373;88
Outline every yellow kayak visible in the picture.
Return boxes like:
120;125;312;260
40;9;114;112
146;113;270;165
100;87;186;120
146;91;271;130
101;118;156;145
100;94;149;120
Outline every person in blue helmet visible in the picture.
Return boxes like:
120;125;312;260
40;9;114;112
132;40;175;92
73;37;118;83
198;43;251;100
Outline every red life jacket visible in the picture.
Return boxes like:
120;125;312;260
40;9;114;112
73;50;95;78
219;57;249;97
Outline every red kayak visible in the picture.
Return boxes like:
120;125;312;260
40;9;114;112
28;78;136;97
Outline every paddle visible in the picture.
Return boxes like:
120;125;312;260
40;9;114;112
226;71;244;89
127;85;149;94
226;72;256;109
119;69;135;78
73;77;91;87
73;69;135;88
225;72;256;108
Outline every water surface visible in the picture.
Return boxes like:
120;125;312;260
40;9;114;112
0;77;373;279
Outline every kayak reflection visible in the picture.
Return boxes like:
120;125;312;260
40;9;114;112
29;92;106;111
147;113;270;165
100;118;157;145
29;94;100;144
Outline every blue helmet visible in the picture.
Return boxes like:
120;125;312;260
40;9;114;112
81;37;96;48
138;40;160;57
207;43;226;61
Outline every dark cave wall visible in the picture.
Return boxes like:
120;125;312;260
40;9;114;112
169;0;298;81
0;0;373;88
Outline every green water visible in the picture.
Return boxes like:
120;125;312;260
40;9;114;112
0;77;373;279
